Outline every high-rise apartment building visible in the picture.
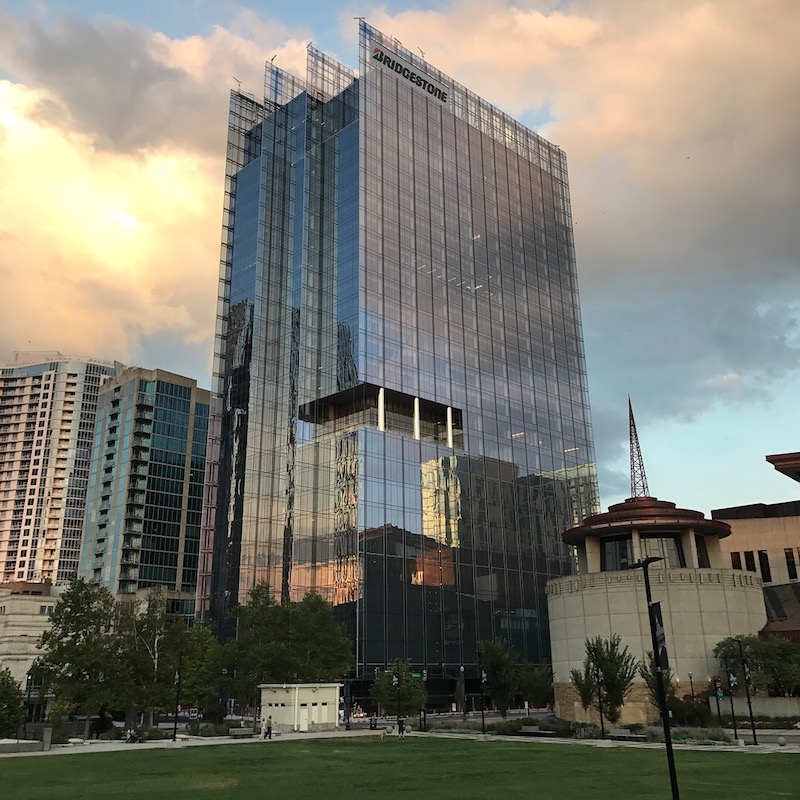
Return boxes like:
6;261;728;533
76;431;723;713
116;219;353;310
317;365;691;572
0;352;115;584
80;366;209;616
198;23;598;678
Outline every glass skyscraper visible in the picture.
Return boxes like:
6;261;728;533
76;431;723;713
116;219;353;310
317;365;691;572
198;22;598;686
80;366;209;617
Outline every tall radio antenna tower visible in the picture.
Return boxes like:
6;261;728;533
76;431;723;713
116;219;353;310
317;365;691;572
629;397;650;498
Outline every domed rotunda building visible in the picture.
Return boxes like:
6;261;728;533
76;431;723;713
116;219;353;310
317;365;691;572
546;404;767;723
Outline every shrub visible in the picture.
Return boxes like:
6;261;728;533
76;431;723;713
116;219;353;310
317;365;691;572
198;722;228;737
203;703;226;725
487;717;527;736
99;726;124;741
538;718;575;738
626;723;644;734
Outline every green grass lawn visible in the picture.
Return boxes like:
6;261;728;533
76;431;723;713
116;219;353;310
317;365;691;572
4;737;797;799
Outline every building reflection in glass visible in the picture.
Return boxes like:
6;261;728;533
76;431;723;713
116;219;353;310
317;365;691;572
198;25;599;679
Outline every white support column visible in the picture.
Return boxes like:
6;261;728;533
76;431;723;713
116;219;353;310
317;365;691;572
378;387;385;431
446;406;453;449
413;397;420;439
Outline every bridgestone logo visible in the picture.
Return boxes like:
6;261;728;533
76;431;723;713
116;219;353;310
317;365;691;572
371;45;449;104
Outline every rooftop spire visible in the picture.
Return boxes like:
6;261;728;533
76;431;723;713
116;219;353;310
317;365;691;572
629;397;650;498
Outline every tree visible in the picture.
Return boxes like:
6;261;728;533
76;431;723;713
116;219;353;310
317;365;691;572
639;650;676;710
38;576;119;738
180;624;222;710
714;635;800;697
231;583;354;702
285;593;354;682
115;589;186;726
585;634;639;724
0;668;24;738
480;639;519;719
569;661;596;720
518;663;553;709
229;582;286;701
370;660;426;719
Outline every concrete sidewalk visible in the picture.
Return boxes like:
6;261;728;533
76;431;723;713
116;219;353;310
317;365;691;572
3;726;799;759
0;727;380;758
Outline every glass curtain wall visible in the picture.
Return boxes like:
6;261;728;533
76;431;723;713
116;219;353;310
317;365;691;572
201;24;598;679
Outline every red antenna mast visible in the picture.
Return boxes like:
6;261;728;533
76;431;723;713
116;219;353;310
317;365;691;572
629;397;650;498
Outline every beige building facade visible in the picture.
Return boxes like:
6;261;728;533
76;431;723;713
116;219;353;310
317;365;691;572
0;580;59;684
258;683;341;732
0;353;115;584
713;501;800;587
547;496;767;724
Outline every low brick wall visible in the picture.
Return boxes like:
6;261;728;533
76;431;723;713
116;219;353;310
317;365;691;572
554;681;659;725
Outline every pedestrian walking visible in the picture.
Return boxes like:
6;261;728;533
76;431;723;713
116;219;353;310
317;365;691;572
397;718;405;740
264;716;272;740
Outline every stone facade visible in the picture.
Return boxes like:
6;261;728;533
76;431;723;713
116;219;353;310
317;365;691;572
554;680;658;725
548;567;766;693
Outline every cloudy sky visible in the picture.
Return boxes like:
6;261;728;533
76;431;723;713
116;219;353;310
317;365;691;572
1;0;798;514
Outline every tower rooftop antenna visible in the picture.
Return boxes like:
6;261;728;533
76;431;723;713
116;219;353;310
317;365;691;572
629;396;650;498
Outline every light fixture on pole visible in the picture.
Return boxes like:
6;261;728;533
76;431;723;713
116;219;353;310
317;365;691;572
392;671;400;726
172;649;183;742
627;556;680;800
734;639;758;745
477;650;487;735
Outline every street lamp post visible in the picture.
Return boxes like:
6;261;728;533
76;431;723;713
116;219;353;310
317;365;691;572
392;672;400;727
477;650;487;735
171;650;183;742
688;672;694;700
23;670;33;739
724;655;739;742
629;556;680;800
459;665;465;720
735;639;758;745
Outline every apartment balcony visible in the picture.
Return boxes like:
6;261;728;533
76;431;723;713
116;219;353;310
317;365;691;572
122;534;142;549
131;448;150;464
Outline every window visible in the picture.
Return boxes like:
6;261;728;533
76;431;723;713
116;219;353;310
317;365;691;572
785;549;798;580
731;552;742;570
641;534;685;568
600;535;632;571
695;535;710;568
744;551;756;572
758;551;772;583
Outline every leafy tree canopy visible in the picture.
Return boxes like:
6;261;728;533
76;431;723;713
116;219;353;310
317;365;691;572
639;650;676;710
480;639;520;719
585;634;640;724
0;668;24;738
229;583;354;700
38;576;120;737
714;635;800;697
518;663;554;709
370;660;427;719
115;588;187;722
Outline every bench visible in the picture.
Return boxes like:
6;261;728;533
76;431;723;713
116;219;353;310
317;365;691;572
519;727;557;737
609;733;647;742
229;729;255;739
